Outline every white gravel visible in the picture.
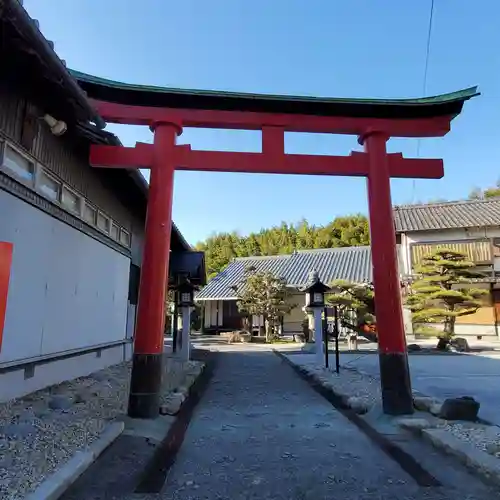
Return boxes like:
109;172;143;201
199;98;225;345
286;353;500;462
285;353;381;411
439;421;500;458
0;356;203;500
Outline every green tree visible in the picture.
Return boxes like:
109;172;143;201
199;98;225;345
236;271;294;342
195;214;370;279
469;179;500;200
406;249;487;349
327;280;377;341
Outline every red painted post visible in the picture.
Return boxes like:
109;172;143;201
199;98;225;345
128;121;181;419
363;131;413;415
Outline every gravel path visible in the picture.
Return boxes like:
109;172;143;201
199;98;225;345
0;356;201;500
149;348;492;500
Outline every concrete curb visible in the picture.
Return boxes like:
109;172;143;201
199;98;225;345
25;421;125;500
405;426;500;487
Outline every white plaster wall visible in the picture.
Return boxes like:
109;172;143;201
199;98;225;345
203;302;211;328
494;257;500;272
0;190;130;363
0;344;128;403
283;293;306;334
403;307;413;335
217;300;224;326
202;301;225;328
210;301;218;326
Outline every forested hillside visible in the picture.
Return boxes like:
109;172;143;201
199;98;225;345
195;215;370;278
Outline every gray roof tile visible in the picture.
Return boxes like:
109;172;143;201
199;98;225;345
196;246;388;300
285;247;372;286
394;198;500;232
196;254;292;300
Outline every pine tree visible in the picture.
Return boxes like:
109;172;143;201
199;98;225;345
406;249;487;348
327;280;377;341
236;271;294;342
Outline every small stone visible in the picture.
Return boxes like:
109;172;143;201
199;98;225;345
429;403;443;416
48;395;73;411
0;456;14;468
1;422;37;438
34;408;50;419
439;396;480;421
486;442;500;455
90;372;108;382
185;480;194;486
413;396;435;412
450;337;470;352
346;396;369;414
159;392;185;415
397;418;435;431
73;392;87;404
18;410;36;423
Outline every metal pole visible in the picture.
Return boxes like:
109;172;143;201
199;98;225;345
172;292;178;353
334;305;340;374
323;308;329;369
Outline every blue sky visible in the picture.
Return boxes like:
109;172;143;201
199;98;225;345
24;1;500;244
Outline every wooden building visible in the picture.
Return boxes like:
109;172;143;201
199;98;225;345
0;1;204;402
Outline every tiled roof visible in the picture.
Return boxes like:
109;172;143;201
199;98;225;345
196;255;292;300
285;247;372;286
394;198;500;233
196;246;380;300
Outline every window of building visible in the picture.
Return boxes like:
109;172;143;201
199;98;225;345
83;203;97;225
38;170;61;201
110;223;119;240
61;186;81;214
97;211;110;233
120;229;131;247
3;145;34;182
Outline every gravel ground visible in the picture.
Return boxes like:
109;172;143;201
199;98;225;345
440;421;500;457
0;356;202;500
287;353;500;461
285;353;382;411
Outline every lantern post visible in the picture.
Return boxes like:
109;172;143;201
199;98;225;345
302;270;330;366
176;277;196;361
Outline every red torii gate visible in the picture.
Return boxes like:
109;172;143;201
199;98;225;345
74;71;478;419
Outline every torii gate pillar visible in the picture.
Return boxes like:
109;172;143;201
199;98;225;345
127;121;180;418
362;131;413;415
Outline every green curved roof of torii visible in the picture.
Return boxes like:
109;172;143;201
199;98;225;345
71;70;479;120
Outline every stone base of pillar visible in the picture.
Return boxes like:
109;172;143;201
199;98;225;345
378;352;414;415
127;352;163;419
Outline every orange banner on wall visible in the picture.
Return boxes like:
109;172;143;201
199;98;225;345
0;242;13;352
